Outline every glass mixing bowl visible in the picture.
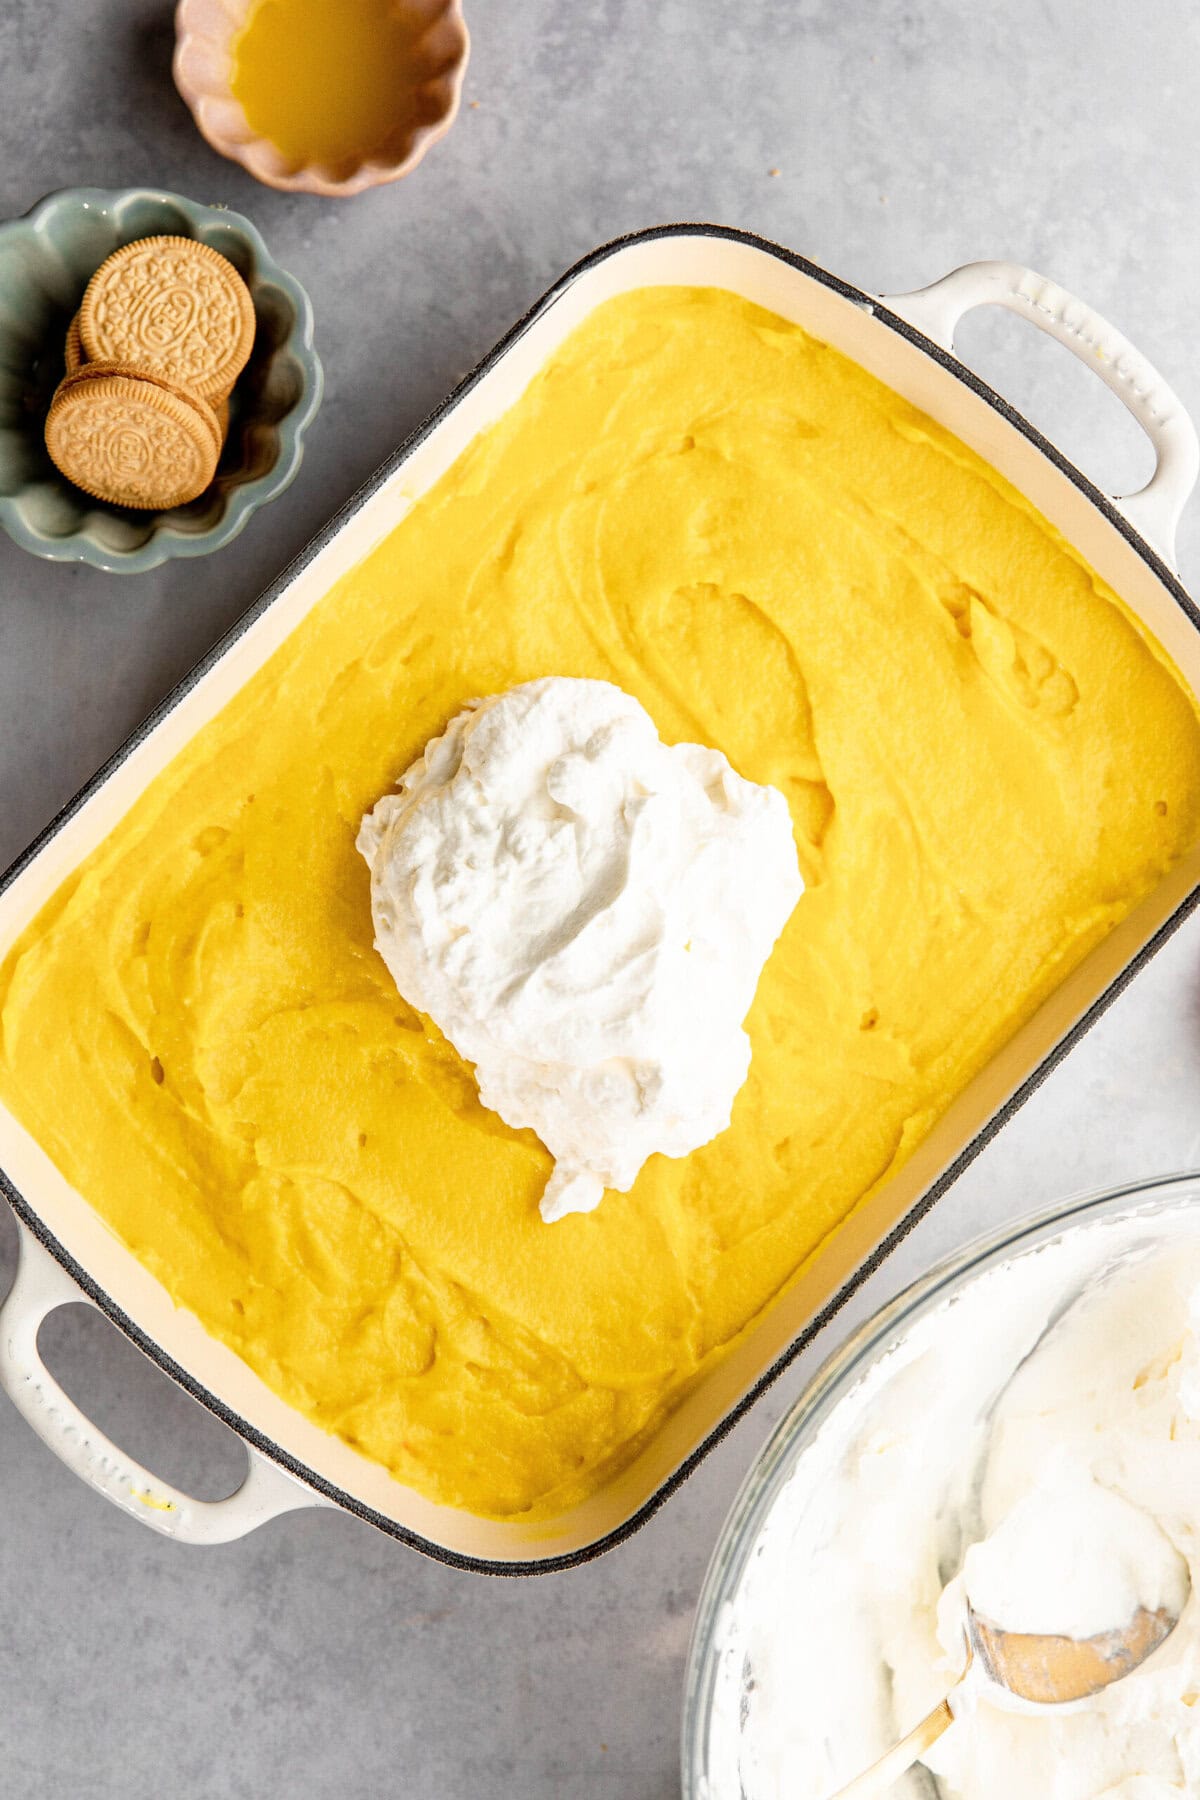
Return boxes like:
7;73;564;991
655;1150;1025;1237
681;1169;1200;1798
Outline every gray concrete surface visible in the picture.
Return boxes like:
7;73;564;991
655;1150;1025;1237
2;2;1200;1794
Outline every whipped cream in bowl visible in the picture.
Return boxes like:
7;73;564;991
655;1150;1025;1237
684;1174;1200;1800
357;676;803;1221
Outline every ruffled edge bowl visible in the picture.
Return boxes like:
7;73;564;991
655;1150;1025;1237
173;0;470;197
0;187;323;573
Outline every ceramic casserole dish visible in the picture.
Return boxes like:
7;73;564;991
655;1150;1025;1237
1;226;1199;1573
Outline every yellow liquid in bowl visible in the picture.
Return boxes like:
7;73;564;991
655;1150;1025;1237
3;288;1199;1520
230;0;443;171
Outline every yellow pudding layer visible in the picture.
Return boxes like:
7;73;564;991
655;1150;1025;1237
3;288;1200;1521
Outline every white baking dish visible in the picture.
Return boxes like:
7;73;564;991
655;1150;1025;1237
2;227;1199;1572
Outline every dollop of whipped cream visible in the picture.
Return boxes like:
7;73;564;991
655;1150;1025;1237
357;677;803;1222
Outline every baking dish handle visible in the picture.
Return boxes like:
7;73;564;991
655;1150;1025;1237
0;1221;326;1543
881;260;1199;570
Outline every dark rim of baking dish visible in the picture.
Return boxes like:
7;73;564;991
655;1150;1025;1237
1;223;1199;1576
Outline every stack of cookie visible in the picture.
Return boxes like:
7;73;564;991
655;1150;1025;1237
45;236;256;510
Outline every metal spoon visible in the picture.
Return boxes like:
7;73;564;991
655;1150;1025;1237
827;1597;1185;1800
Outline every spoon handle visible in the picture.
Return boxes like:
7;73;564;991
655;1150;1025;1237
825;1694;955;1800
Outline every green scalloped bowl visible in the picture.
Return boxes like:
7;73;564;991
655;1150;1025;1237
0;187;322;573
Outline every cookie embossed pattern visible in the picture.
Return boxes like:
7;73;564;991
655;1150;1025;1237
46;369;222;510
80;236;257;400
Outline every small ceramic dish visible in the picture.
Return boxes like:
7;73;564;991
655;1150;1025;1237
0;187;322;574
173;0;470;198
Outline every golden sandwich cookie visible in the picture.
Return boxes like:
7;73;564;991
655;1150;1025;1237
63;310;84;374
45;363;222;509
79;235;255;402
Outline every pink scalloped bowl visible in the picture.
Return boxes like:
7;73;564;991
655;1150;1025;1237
173;0;469;198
